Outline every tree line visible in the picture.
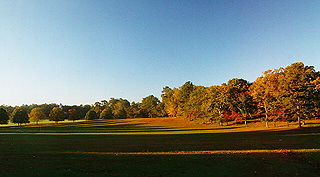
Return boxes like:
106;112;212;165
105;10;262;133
0;96;167;125
162;62;320;127
0;62;319;127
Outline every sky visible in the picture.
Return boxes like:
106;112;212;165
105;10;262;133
0;0;319;106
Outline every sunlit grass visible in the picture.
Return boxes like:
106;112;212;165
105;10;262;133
48;148;320;155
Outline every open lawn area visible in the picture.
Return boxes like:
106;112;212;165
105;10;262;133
1;117;320;176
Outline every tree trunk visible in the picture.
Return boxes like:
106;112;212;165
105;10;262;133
297;116;302;128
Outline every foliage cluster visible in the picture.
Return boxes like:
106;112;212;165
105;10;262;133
161;62;320;127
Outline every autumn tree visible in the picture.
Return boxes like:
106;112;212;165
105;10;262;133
11;107;29;126
85;109;98;120
29;108;46;124
49;107;65;123
100;107;113;119
250;68;283;127
0;108;9;124
67;109;80;122
161;86;179;117
226;78;253;125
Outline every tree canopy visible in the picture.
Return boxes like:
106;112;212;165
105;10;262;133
29;108;46;124
49;107;65;123
0;108;9;124
11;107;29;125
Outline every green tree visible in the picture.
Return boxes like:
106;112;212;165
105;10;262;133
100;107;113;119
207;85;230;125
67;109;80;122
113;109;127;119
49;107;65;123
278;62;320;128
85;109;98;120
11;107;29;126
141;95;161;118
29;108;46;124
0;108;9;124
108;98;130;119
177;81;195;116
126;102;146;118
183;86;208;120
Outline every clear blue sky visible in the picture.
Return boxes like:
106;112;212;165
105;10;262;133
1;0;319;106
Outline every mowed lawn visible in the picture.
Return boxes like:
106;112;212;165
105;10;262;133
0;118;320;176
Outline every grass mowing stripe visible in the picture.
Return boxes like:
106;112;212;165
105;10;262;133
46;149;320;155
0;130;232;135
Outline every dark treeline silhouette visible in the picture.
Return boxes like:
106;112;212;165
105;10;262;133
0;62;319;127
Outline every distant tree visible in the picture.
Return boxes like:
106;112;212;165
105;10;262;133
156;102;167;117
207;85;229;125
67;109;80;122
161;86;179;117
226;78;253;125
126;102;146;118
113;109;127;119
29;108;46;124
108;98;130;119
100;107;113;119
0;108;9;124
85;109;98;120
177;81;195;116
11;107;29;126
49;107;65;123
183;86;208;120
141;95;160;118
78;104;91;118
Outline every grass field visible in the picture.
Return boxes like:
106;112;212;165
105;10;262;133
0;117;320;176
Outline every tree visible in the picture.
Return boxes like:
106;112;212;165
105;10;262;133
141;95;161;118
278;62;320;128
250;69;283;127
108;98;130;119
183;86;208;120
29;108;46;124
85;109;98;120
67;109;80;122
11;107;29;126
113;109;127;119
100;107;113;119
126;102;146;118
0;108;9;124
226;78;253;125
177;81;195;116
207;85;230;125
161;86;179;117
49;107;65;123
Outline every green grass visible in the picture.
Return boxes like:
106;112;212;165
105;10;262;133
0;119;320;176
